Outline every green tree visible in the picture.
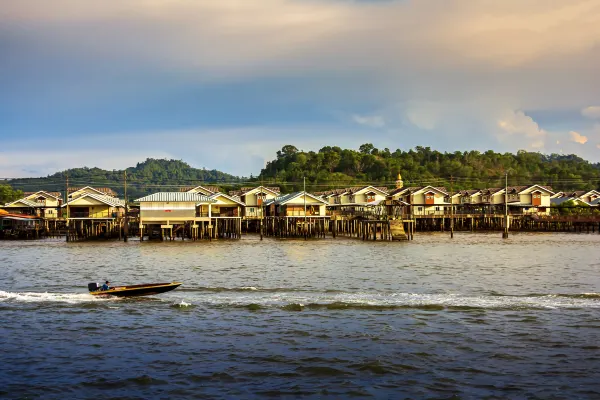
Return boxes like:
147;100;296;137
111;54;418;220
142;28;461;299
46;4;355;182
0;184;23;204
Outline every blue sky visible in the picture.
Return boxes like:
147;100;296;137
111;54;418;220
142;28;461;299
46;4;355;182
1;0;599;178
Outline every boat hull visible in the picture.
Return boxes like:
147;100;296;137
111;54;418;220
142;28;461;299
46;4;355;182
90;282;182;297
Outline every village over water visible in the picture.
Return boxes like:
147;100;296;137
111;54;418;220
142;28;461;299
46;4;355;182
2;174;600;241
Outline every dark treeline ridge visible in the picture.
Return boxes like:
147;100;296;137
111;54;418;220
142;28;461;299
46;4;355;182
4;145;600;200
7;158;243;200
259;144;600;192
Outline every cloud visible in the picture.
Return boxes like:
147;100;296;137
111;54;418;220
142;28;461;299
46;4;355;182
496;110;547;148
352;114;385;128
0;150;173;178
404;102;441;131
2;0;600;174
2;1;599;96
569;131;588;144
582;106;600;119
0;126;376;177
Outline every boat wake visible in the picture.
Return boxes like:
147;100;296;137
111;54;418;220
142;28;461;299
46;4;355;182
190;291;600;311
1;289;598;310
0;290;118;304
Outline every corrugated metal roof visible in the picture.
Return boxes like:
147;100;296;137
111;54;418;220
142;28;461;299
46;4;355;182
4;198;41;208
181;185;220;194
69;186;117;196
24;191;62;199
265;191;328;206
134;192;215;203
64;192;125;208
208;192;245;206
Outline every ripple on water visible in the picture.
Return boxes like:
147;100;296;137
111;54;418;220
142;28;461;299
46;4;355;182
0;235;599;398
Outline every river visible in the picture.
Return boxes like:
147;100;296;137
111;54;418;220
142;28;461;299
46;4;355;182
1;233;599;399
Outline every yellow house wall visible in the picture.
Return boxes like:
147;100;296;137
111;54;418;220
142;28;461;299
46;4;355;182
90;205;112;218
519;190;551;207
353;190;387;203
24;195;60;208
244;190;277;207
69;197;107;206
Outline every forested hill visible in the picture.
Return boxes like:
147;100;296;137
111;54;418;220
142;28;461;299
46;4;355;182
259;144;600;192
5;146;600;200
7;158;243;199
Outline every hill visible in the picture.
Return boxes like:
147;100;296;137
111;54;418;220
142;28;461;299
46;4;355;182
5;146;600;200
7;158;243;200
258;144;600;192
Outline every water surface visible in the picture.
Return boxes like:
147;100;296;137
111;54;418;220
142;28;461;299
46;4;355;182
1;233;599;398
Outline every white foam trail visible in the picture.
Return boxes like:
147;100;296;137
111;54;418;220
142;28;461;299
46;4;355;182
193;291;600;309
0;290;116;304
1;290;598;309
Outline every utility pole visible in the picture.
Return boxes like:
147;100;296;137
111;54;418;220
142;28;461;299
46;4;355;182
503;171;509;239
260;173;264;240
304;176;307;240
124;170;129;242
65;173;70;242
450;175;454;239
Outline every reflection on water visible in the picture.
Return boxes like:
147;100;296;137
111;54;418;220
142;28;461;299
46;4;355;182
1;233;599;399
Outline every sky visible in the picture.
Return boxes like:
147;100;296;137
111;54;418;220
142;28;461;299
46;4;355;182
1;0;599;178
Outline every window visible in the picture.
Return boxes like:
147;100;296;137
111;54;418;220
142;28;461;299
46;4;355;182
250;207;255;213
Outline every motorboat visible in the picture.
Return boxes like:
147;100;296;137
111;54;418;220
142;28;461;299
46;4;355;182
88;282;182;297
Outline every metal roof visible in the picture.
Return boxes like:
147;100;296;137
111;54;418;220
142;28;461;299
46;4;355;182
134;192;216;203
63;192;126;208
4;198;41;208
208;192;245;206
265;191;328;206
24;191;62;200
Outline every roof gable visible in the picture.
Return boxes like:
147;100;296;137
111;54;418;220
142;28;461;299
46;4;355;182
184;185;219;195
64;193;125;208
241;186;280;196
352;186;389;196
24;191;62;200
69;186;109;197
578;190;600;198
208;192;245;206
518;185;555;195
4;198;41;208
413;186;448;196
268;191;328;206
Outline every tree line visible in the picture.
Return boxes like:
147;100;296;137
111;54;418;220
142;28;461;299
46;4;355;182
3;146;600;202
258;144;600;192
5;158;243;200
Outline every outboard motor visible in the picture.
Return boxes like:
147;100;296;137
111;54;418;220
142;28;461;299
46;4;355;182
88;282;100;292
